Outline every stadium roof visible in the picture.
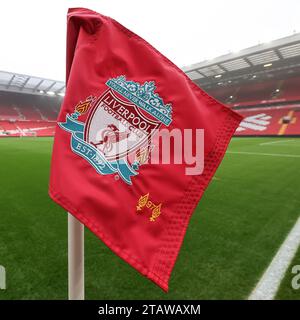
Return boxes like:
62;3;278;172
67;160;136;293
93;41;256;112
0;70;65;97
2;32;300;97
183;33;300;88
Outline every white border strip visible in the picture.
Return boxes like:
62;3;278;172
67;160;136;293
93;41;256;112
248;216;300;300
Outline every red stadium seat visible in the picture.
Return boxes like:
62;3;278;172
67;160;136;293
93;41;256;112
235;105;300;136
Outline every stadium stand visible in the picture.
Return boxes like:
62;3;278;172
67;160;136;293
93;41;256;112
0;120;55;137
0;71;64;137
184;33;300;136
207;77;300;107
1;32;300;138
280;76;300;101
235;104;300;136
0;89;60;137
203;76;300;136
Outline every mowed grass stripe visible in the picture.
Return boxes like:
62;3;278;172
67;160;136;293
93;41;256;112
0;137;299;299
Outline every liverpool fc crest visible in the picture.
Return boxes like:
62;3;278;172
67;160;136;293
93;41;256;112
58;76;173;184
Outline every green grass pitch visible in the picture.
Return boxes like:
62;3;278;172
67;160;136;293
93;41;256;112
0;137;300;299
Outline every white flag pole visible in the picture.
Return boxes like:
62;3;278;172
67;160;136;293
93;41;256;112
68;213;84;300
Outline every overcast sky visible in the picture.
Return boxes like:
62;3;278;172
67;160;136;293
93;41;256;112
1;0;300;81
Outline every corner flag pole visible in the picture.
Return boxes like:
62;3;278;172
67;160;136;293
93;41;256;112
68;213;84;300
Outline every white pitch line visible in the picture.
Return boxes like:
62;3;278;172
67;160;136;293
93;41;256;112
248;216;300;300
260;139;295;146
227;151;300;158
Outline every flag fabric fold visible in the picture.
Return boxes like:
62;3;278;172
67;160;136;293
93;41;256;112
49;7;243;291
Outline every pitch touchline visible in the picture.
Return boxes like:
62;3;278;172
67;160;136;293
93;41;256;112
260;139;295;146
248;216;300;300
227;151;300;158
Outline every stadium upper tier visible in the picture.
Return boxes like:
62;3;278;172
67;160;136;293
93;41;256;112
206;76;300;107
182;32;300;136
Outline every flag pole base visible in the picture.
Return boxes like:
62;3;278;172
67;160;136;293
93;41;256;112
68;213;84;300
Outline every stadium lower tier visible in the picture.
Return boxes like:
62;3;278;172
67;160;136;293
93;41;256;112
1;105;300;137
235;104;300;136
0;120;56;137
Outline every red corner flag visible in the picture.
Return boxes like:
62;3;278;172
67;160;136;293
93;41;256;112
49;7;242;291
